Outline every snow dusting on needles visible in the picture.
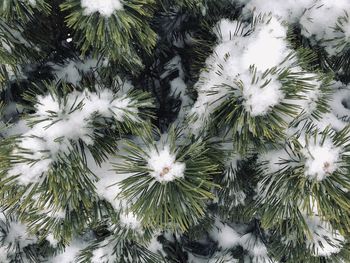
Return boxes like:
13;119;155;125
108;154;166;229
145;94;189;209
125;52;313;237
27;0;36;5
241;18;288;71
299;0;350;55
50;240;88;263
81;0;123;17
147;146;185;182
241;0;315;22
5;221;37;248
210;220;269;261
8;89;137;185
305;215;345;257
302;139;341;181
259;148;290;174
241;71;284;116
190;16;290;129
242;0;350;56
87;153;131;209
119;212;142;231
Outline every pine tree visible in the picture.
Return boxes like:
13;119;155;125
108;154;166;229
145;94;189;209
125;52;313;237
2;0;350;262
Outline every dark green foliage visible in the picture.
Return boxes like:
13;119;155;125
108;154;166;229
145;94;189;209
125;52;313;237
2;0;350;262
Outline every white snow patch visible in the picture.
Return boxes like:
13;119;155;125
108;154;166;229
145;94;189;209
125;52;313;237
329;88;350;120
90;238;117;263
241;18;288;71
242;0;350;56
147;146;185;182
0;247;9;262
209;220;241;249
240;232;268;257
299;0;350;56
119;211;142;231
8;88;138;185
51;58;101;85
87;153;131;210
302;139;341;181
241;71;284;116
51;240;87;263
209;220;268;258
4;221;37;249
148;234;164;255
259;149;291;173
242;0;314;23
314;113;347;131
190;16;291;131
46;233;59;247
305;215;345;257
81;0;123;17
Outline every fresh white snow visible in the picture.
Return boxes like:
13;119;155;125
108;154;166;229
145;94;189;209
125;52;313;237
147;145;186;182
302;139;341;181
81;0;123;17
8;88;139;185
190;16;292;131
305;215;345;256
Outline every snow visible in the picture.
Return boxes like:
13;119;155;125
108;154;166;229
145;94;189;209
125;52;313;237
260;134;342;181
289;74;323;118
299;0;350;55
240;233;268;257
8;88;139;185
329;88;350;120
310;85;350;131
241;0;350;56
241;18;288;71
241;71;284;116
241;0;314;23
209;220;268;259
51;240;87;263
46;233;59;247
161;56;192;123
91;248;106;262
90;234;146;263
190;16;293;131
302;139;341;181
314;113;347;131
259;149;291;173
147;146;185;182
81;0;123;17
147;234;164;255
0;247;9;263
170;77;190;120
4;1;350;262
210;221;241;249
91;240;116;263
305;215;345;257
188;252;238;263
87;152;131;209
2;221;37;252
51;58;101;85
119;212;142;231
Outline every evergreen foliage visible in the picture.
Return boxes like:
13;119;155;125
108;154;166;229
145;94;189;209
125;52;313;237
2;0;350;262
